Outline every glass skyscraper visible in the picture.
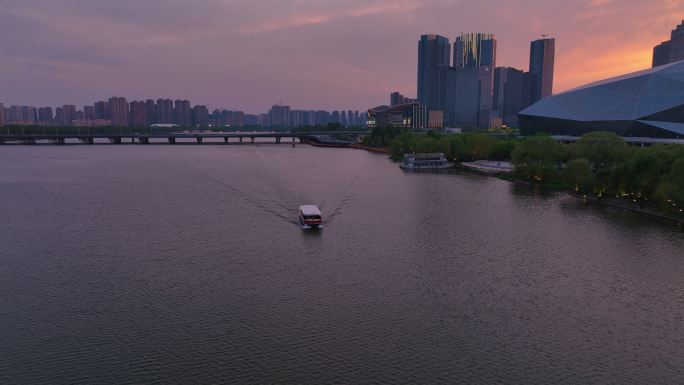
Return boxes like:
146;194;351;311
529;38;555;103
417;35;450;112
653;20;684;67
453;33;496;68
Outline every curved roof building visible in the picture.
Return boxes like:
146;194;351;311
519;60;684;139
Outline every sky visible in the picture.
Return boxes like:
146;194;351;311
0;0;681;113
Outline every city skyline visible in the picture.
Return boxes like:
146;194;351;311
0;0;679;112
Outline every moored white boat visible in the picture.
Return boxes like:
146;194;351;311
400;153;453;170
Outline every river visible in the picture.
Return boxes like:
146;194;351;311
1;144;683;384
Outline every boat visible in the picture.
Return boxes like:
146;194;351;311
299;205;323;229
400;153;454;170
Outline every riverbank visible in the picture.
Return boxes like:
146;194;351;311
564;191;684;225
459;160;514;175
349;143;390;154
455;158;683;225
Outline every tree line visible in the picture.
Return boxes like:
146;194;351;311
371;127;684;217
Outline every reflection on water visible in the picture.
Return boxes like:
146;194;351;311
0;144;682;384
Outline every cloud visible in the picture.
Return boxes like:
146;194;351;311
0;0;681;112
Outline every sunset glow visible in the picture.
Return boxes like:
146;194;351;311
0;0;681;111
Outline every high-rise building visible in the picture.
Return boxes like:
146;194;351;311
390;92;405;106
331;110;340;124
230;111;244;127
108;97;129;127
83;106;95;121
174;100;191;126
290;110;307;127
145;99;156;125
417;35;451;112
22;106;37;123
38;107;54;123
156;99;174;124
440;65;494;128
0;103;5;126
529;37;555;103
493;67;533;127
9;105;21;123
454;33;496;68
340;110;348;126
243;114;259;126
653;20;684;67
305;110;316;126
94;101;109;120
315;111;330;125
268;104;291;128
192;105;209;127
55;108;63;125
129;101;147;127
62;105;76;125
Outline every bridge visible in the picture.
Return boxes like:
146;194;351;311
0;131;369;145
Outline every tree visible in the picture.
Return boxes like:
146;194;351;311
449;135;467;161
563;159;594;192
574;132;629;170
464;133;493;160
653;157;684;215
511;134;567;182
490;140;517;161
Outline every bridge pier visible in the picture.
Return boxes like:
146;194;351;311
276;137;281;144
224;137;229;144
168;137;176;144
139;137;149;144
239;137;243;144
109;137;122;144
196;137;203;144
250;137;255;144
292;136;295;147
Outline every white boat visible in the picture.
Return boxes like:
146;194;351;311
299;205;323;229
400;153;453;170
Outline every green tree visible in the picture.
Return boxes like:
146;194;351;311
653;157;684;215
511;134;567;183
563;159;594;192
574;132;629;170
447;135;466;161
464;133;493;160
490;140;517;161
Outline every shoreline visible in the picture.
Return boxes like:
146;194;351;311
349;144;391;154
348;145;683;225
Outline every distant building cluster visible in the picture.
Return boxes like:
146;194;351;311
368;33;555;130
0;98;366;129
258;105;366;128
653;20;684;67
413;33;555;129
0;97;210;128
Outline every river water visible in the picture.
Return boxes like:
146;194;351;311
1;144;683;384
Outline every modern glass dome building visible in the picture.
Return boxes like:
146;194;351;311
519;60;684;139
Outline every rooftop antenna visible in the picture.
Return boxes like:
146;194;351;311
541;34;548;39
